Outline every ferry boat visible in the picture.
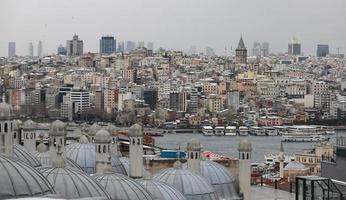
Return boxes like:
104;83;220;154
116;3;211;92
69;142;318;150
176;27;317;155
202;126;214;136
263;126;278;136
249;126;266;136
264;154;295;166
273;126;287;135
238;126;249;136
214;126;225;136
225;126;237;136
281;125;329;142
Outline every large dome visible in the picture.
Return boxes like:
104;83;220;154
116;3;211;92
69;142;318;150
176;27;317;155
0;154;54;198
89;123;101;137
93;173;153;200
153;162;218;200
39;166;110;199
33;150;83;171
65;142;127;175
13;144;41;167
138;179;186;200
0;102;14;120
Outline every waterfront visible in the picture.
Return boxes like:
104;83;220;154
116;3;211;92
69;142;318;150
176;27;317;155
155;131;345;163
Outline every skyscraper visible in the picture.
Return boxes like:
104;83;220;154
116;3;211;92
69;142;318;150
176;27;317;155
143;88;158;110
235;36;247;64
205;47;216;56
28;42;34;57
147;42;154;51
125;41;136;52
288;37;301;55
8;42;16;58
137;41;145;48
317;44;329;57
252;42;261;57
66;34;83;56
261;42;270;57
117;41;125;53
37;40;43;58
57;44;67;55
99;36;116;54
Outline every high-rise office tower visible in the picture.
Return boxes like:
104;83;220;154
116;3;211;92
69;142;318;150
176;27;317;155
147;42;154;51
66;34;84;56
317;44;329;57
99;36;116;54
261;42;270;57
137;41;145;48
57;44;67;55
8;42;16;58
143;88;158;110
235;36;247;64
28;42;34;57
252;42;261;57
288;37;301;55
117;41;125;53
126;41;136;52
37;40;43;58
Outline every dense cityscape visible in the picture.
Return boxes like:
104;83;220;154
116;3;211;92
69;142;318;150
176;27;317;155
1;0;346;200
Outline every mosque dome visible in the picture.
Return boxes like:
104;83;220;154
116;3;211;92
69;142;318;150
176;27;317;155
106;123;118;136
238;139;252;152
187;138;201;151
22;119;37;130
93;173;153;200
128;123;143;137
13;119;22;130
0;102;14;120
0;154;54;198
138;179;186;200
13;144;41;167
33;150;83;171
284;161;307;170
95;129;111;143
65;142;127;175
153;161;218;200
39;166;110;199
89;123;101;137
49;120;66;137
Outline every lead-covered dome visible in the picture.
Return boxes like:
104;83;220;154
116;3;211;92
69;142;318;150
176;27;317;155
95;129;111;143
0;102;14;120
238;139;252;152
106;123;118;136
49;120;66;137
0;154;54;198
93;173;153;200
89;123;101;137
187;138;201;151
13;144;41;167
22;119;37;130
128;123;143;137
138;179;186;200
153;161;218;200
39;166;110;199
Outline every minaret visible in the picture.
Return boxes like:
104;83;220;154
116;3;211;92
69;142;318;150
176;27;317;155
13;120;21;144
106;123;118;155
279;141;285;178
22;119;37;152
49;120;67;162
238;139;252;200
128;123;144;179
235;36;247;64
95;129;111;174
0;102;15;156
186;138;201;173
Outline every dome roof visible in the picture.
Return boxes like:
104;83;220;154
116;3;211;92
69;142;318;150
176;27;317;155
65;143;127;175
80;135;90;144
33;150;83;171
95;129;111;143
128;123;143;137
89;123;101;137
0;102;14;120
22;119;37;130
138;179;186;200
93;173;153;200
0;154;54;198
106;123;118;136
238;139;252;152
13;144;41;167
13;119;22;130
39;167;110;199
153;163;218;200
50;120;66;137
198;161;240;200
187;138;201;151
284;161;307;170
119;156;147;176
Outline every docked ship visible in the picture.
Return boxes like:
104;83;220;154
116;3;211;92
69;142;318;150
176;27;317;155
202;126;214;136
264;154;295;166
281;125;329;142
249;126;266;136
238;126;249;136
225;126;237;136
263;126;278;136
214;126;225;136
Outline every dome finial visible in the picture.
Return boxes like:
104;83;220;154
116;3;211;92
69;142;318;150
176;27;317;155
37;133;47;153
53;145;65;168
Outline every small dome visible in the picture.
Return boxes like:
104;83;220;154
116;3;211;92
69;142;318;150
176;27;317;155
89;123;101;137
119;156;147;176
153;166;218;200
187;138;201;151
106;123;118;136
49;120;66;137
0;102;14;120
138;179;186;200
39;167;110;199
22;119;37;130
13;144;41;167
93;173;153;200
284;161;307;170
95;129;111;143
33;150;83;171
79;135;90;144
128;123;143;137
0;154;54;198
65;143;127;175
238;139;252;152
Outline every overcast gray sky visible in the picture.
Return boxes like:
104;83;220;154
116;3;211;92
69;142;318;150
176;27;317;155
1;0;345;56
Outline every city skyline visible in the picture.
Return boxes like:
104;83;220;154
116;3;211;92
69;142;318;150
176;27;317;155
1;0;346;56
